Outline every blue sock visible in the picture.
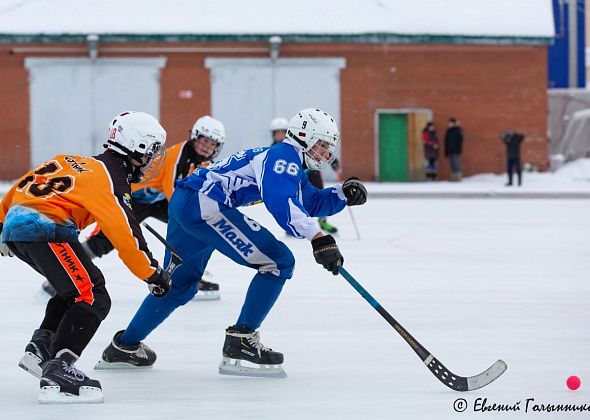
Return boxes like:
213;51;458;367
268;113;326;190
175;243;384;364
119;294;178;346
236;273;286;330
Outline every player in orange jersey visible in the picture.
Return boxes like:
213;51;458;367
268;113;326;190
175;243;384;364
0;111;171;404
79;115;225;300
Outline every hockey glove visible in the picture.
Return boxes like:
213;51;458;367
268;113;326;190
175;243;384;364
145;266;172;297
0;223;13;257
0;242;13;257
312;234;343;275
342;177;367;206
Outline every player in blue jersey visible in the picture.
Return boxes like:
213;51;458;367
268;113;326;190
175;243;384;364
95;108;368;377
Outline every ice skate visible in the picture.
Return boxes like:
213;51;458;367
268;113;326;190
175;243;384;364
219;326;286;378
19;328;54;379
193;279;221;301
319;218;338;234
41;280;56;297
39;349;103;404
94;330;156;370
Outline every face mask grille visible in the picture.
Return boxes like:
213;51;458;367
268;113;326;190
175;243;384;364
305;134;340;171
136;143;166;183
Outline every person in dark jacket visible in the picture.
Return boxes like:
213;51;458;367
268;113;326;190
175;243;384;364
444;117;463;181
422;122;439;181
501;130;525;186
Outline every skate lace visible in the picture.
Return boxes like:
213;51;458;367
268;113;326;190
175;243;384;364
246;331;269;354
62;362;86;382
136;344;148;359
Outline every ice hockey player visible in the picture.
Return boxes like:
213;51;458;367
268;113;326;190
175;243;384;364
77;115;226;301
0;111;172;403
271;116;340;234
95;108;367;378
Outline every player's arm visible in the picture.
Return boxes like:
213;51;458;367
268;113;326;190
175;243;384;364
254;150;321;240
300;173;346;217
83;168;158;280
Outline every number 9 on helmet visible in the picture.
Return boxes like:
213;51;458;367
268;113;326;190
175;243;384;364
105;111;167;183
286;108;340;171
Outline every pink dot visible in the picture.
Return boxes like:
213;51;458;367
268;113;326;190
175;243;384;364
566;375;581;391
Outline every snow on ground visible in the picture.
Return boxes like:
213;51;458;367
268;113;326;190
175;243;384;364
0;197;588;419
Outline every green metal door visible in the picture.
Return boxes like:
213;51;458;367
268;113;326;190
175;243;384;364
379;113;408;181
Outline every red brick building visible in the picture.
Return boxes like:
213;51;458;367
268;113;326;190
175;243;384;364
0;1;554;181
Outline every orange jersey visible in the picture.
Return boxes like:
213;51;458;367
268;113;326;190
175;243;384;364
0;152;157;280
132;140;207;201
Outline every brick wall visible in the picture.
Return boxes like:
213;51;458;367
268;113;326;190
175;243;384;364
0;41;547;181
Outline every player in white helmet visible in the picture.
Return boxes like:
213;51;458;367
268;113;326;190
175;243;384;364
270;117;289;144
66;115;226;302
0;111;170;403
94;108;367;377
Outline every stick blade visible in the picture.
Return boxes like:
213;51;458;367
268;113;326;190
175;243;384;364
466;359;508;391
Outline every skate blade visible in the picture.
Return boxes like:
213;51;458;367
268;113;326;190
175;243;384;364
219;357;287;378
94;359;154;370
39;385;104;404
193;291;221;301
19;352;43;379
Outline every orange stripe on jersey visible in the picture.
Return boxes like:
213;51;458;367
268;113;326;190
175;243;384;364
48;243;95;305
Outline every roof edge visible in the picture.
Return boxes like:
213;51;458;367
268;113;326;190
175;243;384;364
0;33;553;46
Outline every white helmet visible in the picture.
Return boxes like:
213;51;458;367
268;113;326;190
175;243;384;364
105;111;167;183
190;115;225;159
286;108;340;171
270;117;288;132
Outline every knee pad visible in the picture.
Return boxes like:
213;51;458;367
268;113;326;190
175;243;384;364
272;244;296;280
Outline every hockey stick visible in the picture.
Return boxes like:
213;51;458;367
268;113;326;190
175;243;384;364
338;266;507;391
336;173;361;240
142;223;183;273
346;207;361;241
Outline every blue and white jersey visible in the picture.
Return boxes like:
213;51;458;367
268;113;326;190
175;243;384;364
176;138;346;240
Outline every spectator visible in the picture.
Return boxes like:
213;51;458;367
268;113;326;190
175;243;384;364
501;130;524;186
444;117;463;181
422;122;439;181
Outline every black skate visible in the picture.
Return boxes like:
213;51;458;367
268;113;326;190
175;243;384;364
94;330;156;370
19;328;54;379
219;326;286;378
193;278;221;301
41;281;57;297
39;349;103;404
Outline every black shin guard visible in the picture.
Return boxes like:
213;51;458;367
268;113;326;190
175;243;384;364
51;304;102;358
39;295;70;333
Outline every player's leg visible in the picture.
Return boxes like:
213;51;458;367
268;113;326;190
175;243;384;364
506;158;514;186
12;241;108;403
187;197;294;377
95;196;214;369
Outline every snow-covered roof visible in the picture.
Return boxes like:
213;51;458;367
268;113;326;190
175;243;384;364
0;0;554;44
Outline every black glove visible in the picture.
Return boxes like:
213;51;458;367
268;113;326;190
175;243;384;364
145;266;172;297
312;234;343;275
342;177;367;206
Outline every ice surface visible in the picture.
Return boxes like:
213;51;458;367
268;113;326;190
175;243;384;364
0;197;588;418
